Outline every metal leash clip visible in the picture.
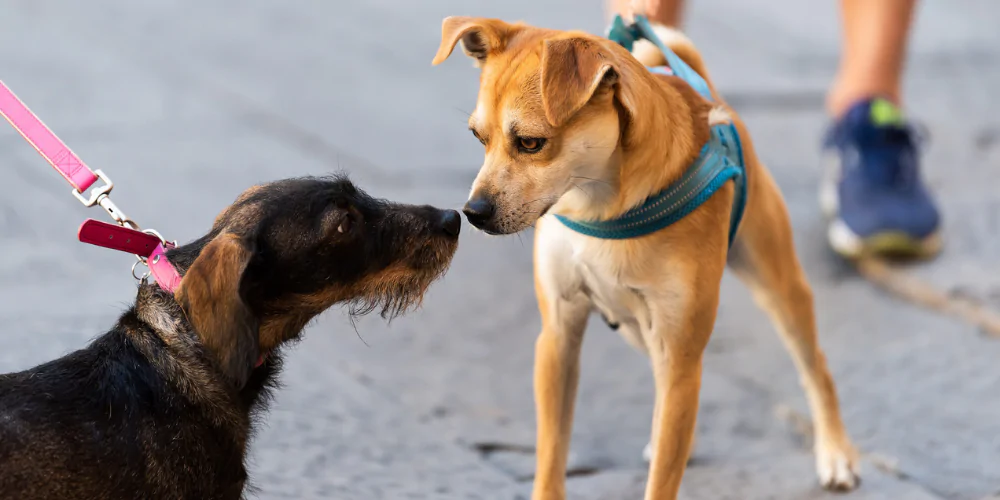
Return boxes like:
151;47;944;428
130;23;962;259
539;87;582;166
71;169;140;230
130;228;177;284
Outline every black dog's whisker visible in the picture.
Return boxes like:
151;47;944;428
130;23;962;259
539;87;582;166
348;313;370;347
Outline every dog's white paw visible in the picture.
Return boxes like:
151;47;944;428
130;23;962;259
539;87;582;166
816;443;860;491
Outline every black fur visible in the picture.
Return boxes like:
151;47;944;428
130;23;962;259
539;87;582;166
0;176;459;500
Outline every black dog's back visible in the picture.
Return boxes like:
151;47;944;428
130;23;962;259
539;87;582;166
0;310;250;500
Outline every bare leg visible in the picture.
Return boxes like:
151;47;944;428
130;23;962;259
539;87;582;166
827;0;918;116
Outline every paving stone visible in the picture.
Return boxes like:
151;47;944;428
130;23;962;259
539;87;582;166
0;1;997;499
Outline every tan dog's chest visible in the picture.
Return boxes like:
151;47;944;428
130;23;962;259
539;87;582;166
536;216;685;353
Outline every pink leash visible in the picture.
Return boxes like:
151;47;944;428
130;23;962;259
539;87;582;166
0;81;182;293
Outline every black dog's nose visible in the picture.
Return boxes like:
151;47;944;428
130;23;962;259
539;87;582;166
439;209;462;237
462;196;495;228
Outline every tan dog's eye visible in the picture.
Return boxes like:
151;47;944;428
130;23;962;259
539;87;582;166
470;128;486;146
516;137;546;154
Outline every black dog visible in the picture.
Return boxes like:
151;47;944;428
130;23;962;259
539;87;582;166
0;176;460;500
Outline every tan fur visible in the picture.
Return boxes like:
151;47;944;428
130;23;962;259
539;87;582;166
175;233;259;386
259;261;441;353
436;16;860;499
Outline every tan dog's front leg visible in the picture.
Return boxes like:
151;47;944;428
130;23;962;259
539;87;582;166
642;258;723;500
532;298;589;500
644;339;705;500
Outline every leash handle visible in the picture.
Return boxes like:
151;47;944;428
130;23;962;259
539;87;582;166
0;81;99;194
606;15;713;100
0;80;137;228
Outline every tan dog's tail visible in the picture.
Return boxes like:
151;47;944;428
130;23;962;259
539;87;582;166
629;23;710;83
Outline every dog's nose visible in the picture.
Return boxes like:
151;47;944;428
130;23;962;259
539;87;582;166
462;196;495;228
439;209;462;237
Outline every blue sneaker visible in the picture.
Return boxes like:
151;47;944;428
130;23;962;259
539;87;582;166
819;98;942;259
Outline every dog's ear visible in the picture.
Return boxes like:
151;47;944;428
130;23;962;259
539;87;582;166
432;16;511;66
176;233;259;388
540;37;621;128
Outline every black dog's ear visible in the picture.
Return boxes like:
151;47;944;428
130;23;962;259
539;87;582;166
176;233;259;388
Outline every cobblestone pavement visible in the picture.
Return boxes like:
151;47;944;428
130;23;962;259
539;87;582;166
2;1;999;498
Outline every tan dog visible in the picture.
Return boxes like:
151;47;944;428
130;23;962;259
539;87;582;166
433;16;860;500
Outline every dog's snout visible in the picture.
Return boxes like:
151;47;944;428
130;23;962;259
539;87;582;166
439;209;462;237
462;196;495;228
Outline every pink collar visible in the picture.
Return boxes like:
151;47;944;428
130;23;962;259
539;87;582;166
0;81;182;293
78;220;183;293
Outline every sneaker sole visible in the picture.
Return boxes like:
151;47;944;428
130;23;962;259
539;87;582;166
820;153;942;260
827;218;943;260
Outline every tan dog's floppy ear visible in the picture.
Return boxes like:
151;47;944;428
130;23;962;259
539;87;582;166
432;16;509;66
540;37;619;127
176;233;259;388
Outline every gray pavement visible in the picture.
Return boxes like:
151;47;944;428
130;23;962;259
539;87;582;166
2;1;999;498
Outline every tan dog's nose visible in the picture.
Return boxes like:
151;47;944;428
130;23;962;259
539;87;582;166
462;195;495;229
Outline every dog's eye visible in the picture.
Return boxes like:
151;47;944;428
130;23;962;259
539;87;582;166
516;137;546;154
470;128;486;146
336;215;352;234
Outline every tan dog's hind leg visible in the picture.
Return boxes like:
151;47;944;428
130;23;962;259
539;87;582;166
532;275;590;500
729;165;860;490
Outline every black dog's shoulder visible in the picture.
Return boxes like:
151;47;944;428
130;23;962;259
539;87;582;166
0;310;249;500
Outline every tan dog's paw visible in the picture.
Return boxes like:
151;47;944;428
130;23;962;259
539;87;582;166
815;440;861;491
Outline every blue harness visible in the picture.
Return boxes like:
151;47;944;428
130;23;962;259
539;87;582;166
554;15;747;246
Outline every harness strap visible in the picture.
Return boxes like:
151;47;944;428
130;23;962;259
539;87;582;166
555;15;747;245
555;123;746;244
606;15;712;99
